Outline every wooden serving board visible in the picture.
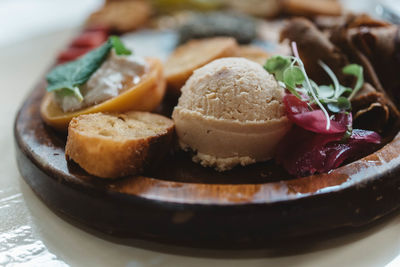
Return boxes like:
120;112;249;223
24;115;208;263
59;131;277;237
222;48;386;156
14;79;400;249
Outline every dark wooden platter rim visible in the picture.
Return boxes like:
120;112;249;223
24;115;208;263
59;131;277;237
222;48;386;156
14;79;400;248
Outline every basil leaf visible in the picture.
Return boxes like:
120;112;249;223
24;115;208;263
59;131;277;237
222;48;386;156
343;64;364;100
264;55;291;81
327;96;351;113
110;35;132;55
46;40;113;98
46;36;134;102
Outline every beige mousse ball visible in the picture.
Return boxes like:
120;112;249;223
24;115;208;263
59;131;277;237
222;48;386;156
172;57;291;171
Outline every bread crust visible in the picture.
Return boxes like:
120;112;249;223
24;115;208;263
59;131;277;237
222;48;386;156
164;37;238;93
282;0;342;17
87;1;151;33
65;112;174;178
234;45;270;65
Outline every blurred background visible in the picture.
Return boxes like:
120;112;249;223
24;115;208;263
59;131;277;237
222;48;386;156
1;0;400;48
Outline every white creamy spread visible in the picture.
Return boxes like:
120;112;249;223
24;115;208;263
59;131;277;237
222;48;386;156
56;50;148;112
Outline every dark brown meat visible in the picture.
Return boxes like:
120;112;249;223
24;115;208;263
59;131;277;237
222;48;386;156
351;83;393;133
328;14;400;102
350;26;400;100
325;14;400;133
281;16;400;135
280;17;349;84
315;13;390;32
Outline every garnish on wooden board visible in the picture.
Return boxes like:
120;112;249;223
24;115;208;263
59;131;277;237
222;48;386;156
265;42;381;177
264;42;364;130
46;36;132;101
277;94;381;176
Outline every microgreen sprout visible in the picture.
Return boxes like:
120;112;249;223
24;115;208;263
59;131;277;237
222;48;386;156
318;61;339;98
291;42;331;130
264;42;364;131
344;64;364;100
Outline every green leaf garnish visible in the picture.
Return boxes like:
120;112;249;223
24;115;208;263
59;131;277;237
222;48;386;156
327;96;351;113
318;85;334;98
283;66;304;98
110;35;132;55
56;87;84;101
264;42;365;130
343;64;364;100
46;41;113;101
283;66;304;89
264;55;291;81
46;36;132;101
337;85;353;97
319;61;340;98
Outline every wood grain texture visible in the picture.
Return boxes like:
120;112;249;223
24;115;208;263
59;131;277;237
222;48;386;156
14;80;400;248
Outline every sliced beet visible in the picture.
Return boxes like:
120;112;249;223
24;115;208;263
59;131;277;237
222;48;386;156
276;126;381;177
283;94;351;134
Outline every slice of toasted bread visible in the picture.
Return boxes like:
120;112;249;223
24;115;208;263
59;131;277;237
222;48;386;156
234;45;270;65
87;1;151;33
282;0;342;17
65;111;174;178
165;37;238;93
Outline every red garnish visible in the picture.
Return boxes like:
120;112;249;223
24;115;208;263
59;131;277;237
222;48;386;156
57;47;93;63
70;31;108;48
349;129;381;144
284;94;351;134
56;26;110;64
276;126;381;176
85;25;110;33
277;94;381;177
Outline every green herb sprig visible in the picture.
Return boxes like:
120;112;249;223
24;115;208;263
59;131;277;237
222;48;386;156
264;42;363;130
46;36;132;101
110;36;132;56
